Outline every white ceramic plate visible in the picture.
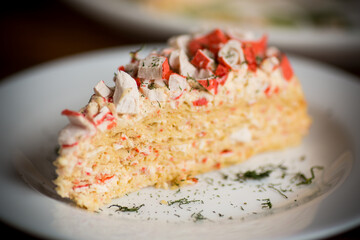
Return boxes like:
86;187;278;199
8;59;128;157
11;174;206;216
0;45;360;240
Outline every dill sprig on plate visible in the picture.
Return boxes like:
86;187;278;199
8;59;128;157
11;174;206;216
260;198;272;209
167;197;203;209
191;210;207;222
108;204;145;212
294;166;324;186
234;170;272;181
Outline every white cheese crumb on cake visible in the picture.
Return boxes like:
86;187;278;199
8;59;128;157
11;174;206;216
53;28;311;211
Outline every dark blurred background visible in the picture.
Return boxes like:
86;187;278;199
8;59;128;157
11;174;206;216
1;0;359;81
0;0;359;239
0;0;159;81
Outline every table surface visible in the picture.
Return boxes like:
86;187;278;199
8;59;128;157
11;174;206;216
1;1;359;239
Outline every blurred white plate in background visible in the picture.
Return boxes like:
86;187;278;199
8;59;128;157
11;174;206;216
63;0;360;67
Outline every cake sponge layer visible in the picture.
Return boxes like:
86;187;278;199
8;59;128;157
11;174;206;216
54;80;310;211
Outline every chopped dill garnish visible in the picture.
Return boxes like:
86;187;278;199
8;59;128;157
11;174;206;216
148;82;156;90
156;100;161;108
235;170;272;181
150;56;160;67
186;73;210;93
185;74;195;81
108;204;145;212
225;51;235;59
255;56;263;65
268;184;288;199
220;172;229;180
164;81;170;90
191;210;207;222
260;198;272;209
167;197;203;209
204;177;214;185
277;164;288;171
294;166;324;186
